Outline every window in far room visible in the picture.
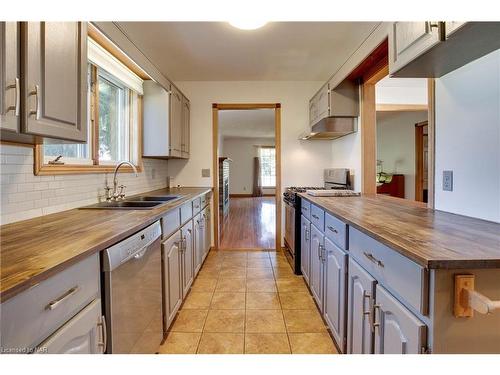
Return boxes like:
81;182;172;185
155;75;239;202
259;146;276;187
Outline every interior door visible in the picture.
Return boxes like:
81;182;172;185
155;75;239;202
300;215;311;285
347;258;376;354
181;221;194;298
23;22;87;141
162;230;183;330
309;224;324;310
0;22;20;133
37;299;103;354
323;237;347;352
374;285;427;354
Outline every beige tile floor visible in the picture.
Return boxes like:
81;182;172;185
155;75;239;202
159;249;338;354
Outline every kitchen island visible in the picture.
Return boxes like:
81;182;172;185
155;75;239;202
298;193;500;354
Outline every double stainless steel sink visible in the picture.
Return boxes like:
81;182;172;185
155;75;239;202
80;194;182;210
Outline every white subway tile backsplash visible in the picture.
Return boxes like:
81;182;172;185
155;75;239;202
0;145;169;225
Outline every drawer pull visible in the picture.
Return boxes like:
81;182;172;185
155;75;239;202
46;286;79;310
363;251;384;268
327;226;338;234
312;214;319;220
303;207;308;211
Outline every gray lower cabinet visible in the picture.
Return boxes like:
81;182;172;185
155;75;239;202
309;223;324;310
323;237;347;353
180;220;194;298
22;22;87;141
202;206;211;260
347;258;376;354
300;215;311;284
0;22;21;134
374;285;426;354
38;299;104;354
162;230;183;330
193;213;203;275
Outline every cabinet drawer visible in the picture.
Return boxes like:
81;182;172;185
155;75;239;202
310;204;324;231
180;202;193;225
0;254;100;350
301;199;311;219
349;227;428;314
324;212;347;250
161;208;180;239
192;197;201;214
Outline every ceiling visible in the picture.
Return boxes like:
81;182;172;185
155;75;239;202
219;109;275;138
116;22;380;81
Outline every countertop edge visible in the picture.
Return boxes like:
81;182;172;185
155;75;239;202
0;187;212;303
299;194;500;270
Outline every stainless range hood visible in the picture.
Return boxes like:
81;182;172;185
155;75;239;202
301;79;359;140
302;117;358;140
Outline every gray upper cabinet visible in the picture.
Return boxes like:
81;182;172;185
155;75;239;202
323;237;347;353
162;230;183;330
143;81;189;159
374;285;427;354
300;215;311;285
390;21;500;77
347;258;376;354
169;86;183;158
389;22;442;76
22;22;87;141
309;223;324;310
181;95;190;158
0;22;21;134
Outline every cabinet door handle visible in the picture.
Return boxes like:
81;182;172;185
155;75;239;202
29;84;41;120
312;214;319;220
327;226;338;234
97;315;107;353
363;251;384;268
46;286;79;310
363;291;374;331
305;229;309;241
6;78;20;116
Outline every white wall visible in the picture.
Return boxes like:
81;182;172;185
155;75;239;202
0;144;169;225
376;111;428;201
435;49;500;223
376;77;428;105
222;137;275;195
166;81;333;245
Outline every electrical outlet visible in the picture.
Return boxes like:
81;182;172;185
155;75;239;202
443;170;453;191
202;168;210;178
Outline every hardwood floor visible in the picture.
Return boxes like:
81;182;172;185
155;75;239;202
220;197;276;250
159;249;338;354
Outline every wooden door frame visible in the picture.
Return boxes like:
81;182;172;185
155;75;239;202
415;121;429;202
360;63;436;208
212;103;281;251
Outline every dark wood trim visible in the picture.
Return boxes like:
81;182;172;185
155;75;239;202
213;103;280;110
415;121;428;202
212;107;220;249
427;79;436;209
0;140;35;148
376;104;428;112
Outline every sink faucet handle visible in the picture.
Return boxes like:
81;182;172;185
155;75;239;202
118;185;126;200
104;186;113;201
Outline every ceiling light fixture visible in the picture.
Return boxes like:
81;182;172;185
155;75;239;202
229;20;267;30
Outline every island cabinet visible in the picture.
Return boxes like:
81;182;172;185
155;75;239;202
309;223;324;310
323;237;347;352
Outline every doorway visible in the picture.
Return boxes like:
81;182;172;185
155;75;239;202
212;103;281;251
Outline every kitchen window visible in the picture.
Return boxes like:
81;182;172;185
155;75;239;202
259;146;276;188
36;35;144;175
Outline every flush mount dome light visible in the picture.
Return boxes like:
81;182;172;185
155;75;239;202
229;20;267;30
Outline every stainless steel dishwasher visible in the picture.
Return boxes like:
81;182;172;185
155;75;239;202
102;221;163;354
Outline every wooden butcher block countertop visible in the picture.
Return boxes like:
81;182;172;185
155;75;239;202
299;193;500;270
0;187;211;302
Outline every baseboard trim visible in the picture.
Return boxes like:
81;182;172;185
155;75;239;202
229;194;276;198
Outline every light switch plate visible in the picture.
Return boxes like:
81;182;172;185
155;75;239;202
443;170;453;191
202;169;210;178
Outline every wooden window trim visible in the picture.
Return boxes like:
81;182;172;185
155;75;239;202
34;64;143;176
